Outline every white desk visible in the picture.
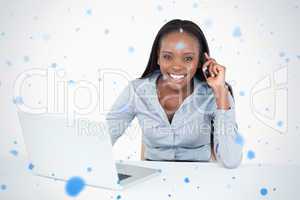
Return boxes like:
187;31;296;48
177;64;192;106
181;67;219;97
0;156;299;200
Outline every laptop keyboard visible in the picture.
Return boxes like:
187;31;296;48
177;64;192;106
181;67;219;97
118;173;131;181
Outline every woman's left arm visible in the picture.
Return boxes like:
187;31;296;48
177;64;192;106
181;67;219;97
212;86;243;169
203;53;243;169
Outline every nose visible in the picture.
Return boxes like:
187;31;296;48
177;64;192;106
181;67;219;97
171;63;186;74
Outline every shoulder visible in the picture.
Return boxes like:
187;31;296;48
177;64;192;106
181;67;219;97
130;71;160;93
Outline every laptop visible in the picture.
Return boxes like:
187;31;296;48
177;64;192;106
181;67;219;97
17;111;160;190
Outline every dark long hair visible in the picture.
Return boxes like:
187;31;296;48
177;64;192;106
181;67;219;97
139;19;235;160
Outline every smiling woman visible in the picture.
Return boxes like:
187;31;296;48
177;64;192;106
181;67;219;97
106;19;243;169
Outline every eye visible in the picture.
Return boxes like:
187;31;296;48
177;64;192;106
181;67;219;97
184;57;193;62
162;54;172;60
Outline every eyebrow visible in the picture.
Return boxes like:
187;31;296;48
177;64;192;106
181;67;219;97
161;51;195;55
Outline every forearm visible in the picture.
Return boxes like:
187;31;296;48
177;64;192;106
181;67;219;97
212;87;243;169
212;85;230;110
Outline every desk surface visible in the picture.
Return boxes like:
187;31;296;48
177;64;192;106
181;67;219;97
0;156;299;200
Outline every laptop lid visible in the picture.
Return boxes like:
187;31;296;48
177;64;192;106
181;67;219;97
17;111;121;189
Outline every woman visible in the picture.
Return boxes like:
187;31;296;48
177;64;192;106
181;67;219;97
105;19;243;169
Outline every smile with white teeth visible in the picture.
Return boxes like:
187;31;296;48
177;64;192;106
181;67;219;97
169;73;186;80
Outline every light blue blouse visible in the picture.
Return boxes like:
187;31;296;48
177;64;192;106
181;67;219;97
105;69;243;168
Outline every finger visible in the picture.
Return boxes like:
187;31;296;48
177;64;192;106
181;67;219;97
202;59;215;70
204;52;210;60
212;63;219;76
208;62;216;77
215;65;225;74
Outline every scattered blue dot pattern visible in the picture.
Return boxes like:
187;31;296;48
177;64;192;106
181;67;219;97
50;63;57;68
24;56;30;62
10;149;18;156
184;177;190;183
279;52;285;57
86;9;92;16
65;176;85;197
13;96;24;105
235;133;245;146
247;150;255;160
128;46;135;53
1;184;7;190
239;91;245;96
68;80;76;86
260;187;268;196
175;42;185;50
277;120;283;127
232;26;242;37
28;163;34;170
87;167;92;172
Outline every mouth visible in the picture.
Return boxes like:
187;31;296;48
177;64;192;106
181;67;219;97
167;73;187;82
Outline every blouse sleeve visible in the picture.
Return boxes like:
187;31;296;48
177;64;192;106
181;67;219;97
211;89;243;169
105;81;136;145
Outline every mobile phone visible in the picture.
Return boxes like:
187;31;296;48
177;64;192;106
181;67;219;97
202;53;211;79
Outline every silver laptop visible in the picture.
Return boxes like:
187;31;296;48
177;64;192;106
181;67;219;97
17;111;160;190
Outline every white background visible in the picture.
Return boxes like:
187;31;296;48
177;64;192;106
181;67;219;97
0;0;299;195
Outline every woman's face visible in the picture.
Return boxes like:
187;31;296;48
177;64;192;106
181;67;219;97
157;31;200;91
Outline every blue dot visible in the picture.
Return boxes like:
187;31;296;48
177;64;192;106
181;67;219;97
184;177;190;183
239;91;245;96
13;96;24;105
68;80;76;86
28;163;34;170
6;60;12;66
24;56;30;62
247;150;255;160
235;133;245;146
175;42;185;50
116;194;122;199
277;120;283;127
128;46;135;53
279;52;285;57
65;176;85;197
157;5;163;11
1;184;7;190
10;149;18;156
260;187;268;196
42;33;51;41
86;9;92;16
51;63;57;68
232;26;242;38
204;19;213;28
